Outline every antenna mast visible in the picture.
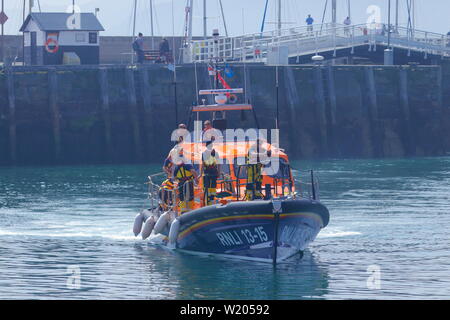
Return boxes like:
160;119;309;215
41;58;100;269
218;0;228;37
183;0;194;45
332;0;337;25
203;0;207;39
131;0;137;64
347;0;351;19
150;0;154;49
395;0;399;30
260;0;269;33
278;0;281;34
132;0;137;39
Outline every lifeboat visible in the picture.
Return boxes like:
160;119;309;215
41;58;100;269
134;72;330;264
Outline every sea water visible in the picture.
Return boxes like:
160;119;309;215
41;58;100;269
0;157;449;299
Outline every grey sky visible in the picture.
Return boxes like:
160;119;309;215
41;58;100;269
1;0;449;36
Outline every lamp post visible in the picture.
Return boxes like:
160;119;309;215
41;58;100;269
278;0;281;34
387;0;391;47
384;0;394;65
203;0;207;39
395;0;399;31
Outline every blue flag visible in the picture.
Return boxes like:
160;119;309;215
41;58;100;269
224;64;234;78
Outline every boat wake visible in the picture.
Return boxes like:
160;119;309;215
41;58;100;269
0;228;136;241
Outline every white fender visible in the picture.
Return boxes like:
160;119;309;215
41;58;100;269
168;218;181;249
153;212;170;235
133;213;144;237
141;217;156;240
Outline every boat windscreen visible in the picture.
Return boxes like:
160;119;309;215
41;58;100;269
266;159;291;180
233;158;289;179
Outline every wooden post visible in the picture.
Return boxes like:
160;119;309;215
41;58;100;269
283;66;302;156
99;68;114;160
48;69;61;162
125;67;143;162
313;66;328;155
139;67;152;112
365;66;379;157
437;66;443;109
399;68;410;120
365;67;378;121
399;67;413;155
327;66;337;125
139;66;153;155
6;69;17;164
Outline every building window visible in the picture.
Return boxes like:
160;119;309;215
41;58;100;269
89;32;98;44
76;33;86;42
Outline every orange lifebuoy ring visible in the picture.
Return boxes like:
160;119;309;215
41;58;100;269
45;38;59;53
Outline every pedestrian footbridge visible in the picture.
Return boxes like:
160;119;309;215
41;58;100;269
185;23;450;64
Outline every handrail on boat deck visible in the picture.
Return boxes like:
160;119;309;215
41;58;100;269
145;168;320;215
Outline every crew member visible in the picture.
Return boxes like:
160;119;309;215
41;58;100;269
176;123;188;143
163;153;176;178
158;177;175;211
173;152;199;214
163;123;189;177
245;140;267;201
201;141;221;206
203;120;213;132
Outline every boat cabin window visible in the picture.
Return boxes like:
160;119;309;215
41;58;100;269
266;158;291;180
233;158;291;181
233;158;248;179
220;162;231;176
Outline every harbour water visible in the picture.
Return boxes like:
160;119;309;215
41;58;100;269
0;157;449;300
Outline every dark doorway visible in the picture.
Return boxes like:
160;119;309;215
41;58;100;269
30;32;37;65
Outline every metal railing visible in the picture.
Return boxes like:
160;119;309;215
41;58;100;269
146;167;321;214
291;170;320;201
146;173;172;211
188;22;450;63
147;174;201;214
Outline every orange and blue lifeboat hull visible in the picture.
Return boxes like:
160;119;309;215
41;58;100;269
174;200;330;263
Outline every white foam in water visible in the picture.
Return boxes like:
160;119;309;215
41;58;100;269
318;229;362;238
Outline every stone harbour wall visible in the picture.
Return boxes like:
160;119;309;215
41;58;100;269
0;63;449;166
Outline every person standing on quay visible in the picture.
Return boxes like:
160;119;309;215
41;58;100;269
133;33;145;64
